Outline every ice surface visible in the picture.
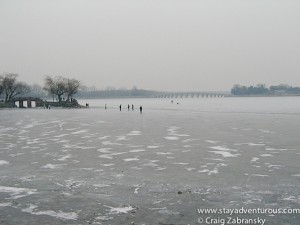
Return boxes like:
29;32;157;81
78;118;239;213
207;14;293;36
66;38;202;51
1;98;300;224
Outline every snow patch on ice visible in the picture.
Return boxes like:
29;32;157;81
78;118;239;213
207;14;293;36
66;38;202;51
123;158;139;162
22;204;78;220
282;196;300;203
265;147;288;151
127;131;141;136
235;142;265;146
182;138;199;143
156;152;172;155
102;141;122;146
155;167;166;171
147;145;160;149
116;136;130;141
93;184;110;188
98;154;113;159
158;207;180;215
0;186;37;199
57;154;72;161
206;140;220;144
172;162;189;165
251;174;270;177
258;129;275;134
129;149;145;153
164;136;179;141
0;202;12;207
143;161;158;167
291;174;300;177
65;179;85;188
41;164;65;169
251;157;259;163
0;160;9;165
95;215;114;221
99;136;110;140
71;129;89;134
108;206;134;214
167;126;180;133
20;175;36;182
209;146;237;152
97;148;113;153
9;153;24;157
209;151;239;158
198;169;219;175
100;164;115;167
260;154;273;157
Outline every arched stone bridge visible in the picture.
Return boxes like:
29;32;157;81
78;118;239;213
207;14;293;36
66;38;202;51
156;92;230;98
12;97;45;108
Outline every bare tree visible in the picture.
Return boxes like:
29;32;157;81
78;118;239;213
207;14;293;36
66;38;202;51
65;78;80;100
0;76;3;97
1;73;30;102
44;76;66;102
28;84;48;98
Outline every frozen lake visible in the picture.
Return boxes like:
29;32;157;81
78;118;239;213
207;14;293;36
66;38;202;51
0;97;300;225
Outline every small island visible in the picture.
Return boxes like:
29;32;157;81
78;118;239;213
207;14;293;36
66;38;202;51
231;84;300;96
0;74;83;109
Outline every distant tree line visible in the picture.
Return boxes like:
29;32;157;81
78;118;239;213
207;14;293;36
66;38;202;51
76;86;159;99
0;73;158;103
231;84;300;96
269;84;300;94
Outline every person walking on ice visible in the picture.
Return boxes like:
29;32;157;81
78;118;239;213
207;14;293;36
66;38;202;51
140;106;142;114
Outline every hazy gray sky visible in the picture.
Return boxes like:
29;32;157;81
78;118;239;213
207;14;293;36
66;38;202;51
1;0;300;91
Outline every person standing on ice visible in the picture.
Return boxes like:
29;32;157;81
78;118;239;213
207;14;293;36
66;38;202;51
119;104;122;111
140;106;142;114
